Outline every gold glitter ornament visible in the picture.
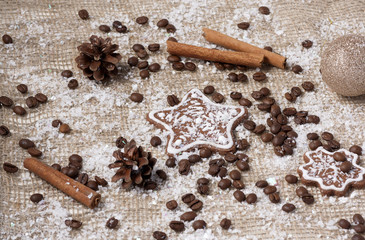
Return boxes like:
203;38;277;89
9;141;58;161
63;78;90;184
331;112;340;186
320;34;365;97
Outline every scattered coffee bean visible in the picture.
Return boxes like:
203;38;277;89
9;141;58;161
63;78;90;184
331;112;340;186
197;184;209;195
354;214;365;224
238;98;252;107
28;148;42;157
153;231;167;240
180;211;197;222
76;173;88;185
253;72;266;81
302;81;314;91
136;49;148;59
269;192;280;203
167;37;177;42
295;186;309;197
233;190;246;202
19;138;35;149
157;19;169;28
16;84;28;94
353;234;365;240
61;70;73;78
243;120;256;131
251;91;264;100
189;199;203;211
220;218;231;230
95;176;108;187
166;24;176;33
148;43;160;52
264;46;273;52
182;193;195;204
291;87;302;97
263;186;277;195
166;200;178;210
237;73;248;82
99;25;111;33
167;55;181;62
59;123;71;133
86;180;99;191
230;92;242;100
3;162;18;173
184;62;196;71
284;92;296;102
68;79;78;89
139;70;150;79
282;203;296;213
237;22;250;30
13;106;26;116
129;93;143;103
350;145;362;155
232;180;245;189
292;65;303;74
340;161;352;173
178;159;190;175
302;40;313;49
128;56;139;67
106;217;119;229
197;178;209;186
35;93;47;103
30;193;44;203
229;170;241;180
246;193;257;204
156;169;167;181
0;96;13;107
78;9;89;20
165;157;176;168
2;34;13;44
307;133;319;140
236;160;249;172
169;220;185;232
218;179;231;190
65;219;82;229
136;16;148;24
256;180;268;188
302;193;314;204
285;174;298;184
354;224;365;234
167;94;180;106
0;125;10;136
321;132;334;141
333;152;346;162
338;219;351;229
203;86;215;95
200;148;212;158
188;154;201;164
137;61;148;69
148;63;161;72
259;6;270;15
25;96;38;108
150;136;162;147
172;62;185;71
192;220;206;230
132;44;145;52
261;132;273;143
309;140;322;150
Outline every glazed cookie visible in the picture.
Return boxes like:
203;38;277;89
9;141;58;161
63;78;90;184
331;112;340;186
297;147;365;196
147;88;248;155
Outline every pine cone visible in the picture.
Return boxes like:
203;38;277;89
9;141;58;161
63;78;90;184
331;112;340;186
109;140;157;189
75;35;122;82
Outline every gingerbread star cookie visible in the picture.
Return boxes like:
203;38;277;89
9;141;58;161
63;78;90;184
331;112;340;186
297;147;365;196
147;88;248;155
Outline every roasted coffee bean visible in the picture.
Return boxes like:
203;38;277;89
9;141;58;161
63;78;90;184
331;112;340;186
182;193;195;204
136;16;148;24
167;37;178;42
188;154;201;164
246;193;257;204
165;157;176;168
148;63;161;72
264;46;273;52
203;86;215;95
287;131;298;138
237;22;250;30
307;133;319;140
78;9;89;20
95;176;108;187
239;98;252;107
35;93;47;103
286;92;297;102
166;24;176;33
25;96;38;108
302;40;313;49
166;94;179;107
68;79;78;89
328;140;341;151
253;72;266;81
307;115;320;124
166;200;178;210
136;49;148;59
115;24;127;33
230;92;242;100
200;148;212;158
333;152;346;162
61;70;73;78
59;123;71;133
180;211;197;222
150;136;162;147
257;102;271;112
153;231;167;240
236;160;249;172
189;199;203;211
251;91;263;101
192;220;206;230
302;81;314;91
144;180;157;190
354;214;365;225
3;162;18;173
309;140;322;150
259;6;270;14
232;179;245;189
19;138;35;149
321;132;334;141
253;124;266;135
340;161;352;173
105;217;119;229
16;84;28;94
237;73;248;82
167;55;181;62
65;219;82;229
139;69;150;79
132;44;145;52
214;62;225;70
291;87;302;97
30;193;44;203
13;106;26;115
128;56;139;67
256;180;268;188
169;221;185;232
99;25;111;33
269;192;281;203
0;125;10;136
262;97;275;106
224;153;238;163
209;158;225;167
197;178;209;185
270;122;281;134
197;185;209;195
281;125;293;132
178;159;190;175
295;186;309;197
274;146;285;156
292;65;303;74
69;159;82;170
354;224;365;234
76;173;88;185
148;43;160;52
302;193;314;204
155;169;167;181
229;170;241;180
157;19;169;28
270;104;281;117
50;120;62;129
87;180;99;191
259;87;270;96
283;108;297;116
227;72;238;82
218;179;231;190
218;167;228;178
233;190;246;202
243;120;256;131
263;186;277;195
272;135;286;147
0;96;13;107
285;174;298;184
129;93;143;103
112;20;122;29
261;132;273;143
338;219;351;229
350;145;362;155
28;148;42;157
282;203;296;213
185;62;196;71
220;218;231;230
67;166;80;178
353;234;365;240
2;34;13;44
172;62;184;71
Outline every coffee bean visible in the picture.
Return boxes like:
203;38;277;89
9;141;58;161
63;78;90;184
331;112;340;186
132;44;145;52
282;203;296;213
19;138;35;149
307;133;319;140
302;193;314;204
263;186;277;195
236;139;250;151
138;70;150;79
192;220;206;230
148;43;160;52
164;23;176;32
333;152;346;162
224;153;237;163
61;70;73;78
65;219;82;229
0;125;10;136
99;25;111;33
86;180;99;191
259;6;270;15
321;132;334;141
308;115;320;124
78;9;89;20
287;131;298;138
229;170;241;180
16;84;28;94
13;106;27;116
350;145;362;155
340;161;352;173
189;199;203;211
302;81;314;91
282;108;296;116
295;186;308;198
185;62;196;71
353;234;365;240
238;98;252;107
292;65;303;74
167;37;178;42
148;63;161;72
232;180;245;189
112;20;122;29
166;94;180;107
172;62;184;71
128;56;139;67
237;73;248;82
188;154;201;164
104;217;119;229
354;224;365;234
226;73;237;82
94;176;108;187
197;184;209;195
264;46;273;52
233;190;246;202
116;24;128;33
243;120;256;131
51;120;62;129
167;55;181;62
136;16;148;24
196;178;209;186
236;160;249;172
68;79;78;89
3;162;18;173
354;214;365;224
178;159;190;175
251;91;264;100
129;93;143;103
220;218;231;230
30;193;44;203
114;137;127;149
166;200;178;210
150;136;162;147
165;157;176;168
153;231;167;240
180;211;197;222
2;34;13;44
59;123;71;133
272;135;286;147
28;148;42;157
253;72;266;81
199;148;212;158
338;219;351;229
285;174;298;184
137;61;148;70
255;180;268;189
261;132;273;143
76;173;88;185
246;193;257;204
0;96;13;107
237;22;250;30
218;179;231;190
309;140;322;150
154;170;166;181
270;104;281;117
136;49;148;59
229;92;242;100
182;193;195;204
169;220;185;232
329;140;341;151
302;40;313;49
218;167;227;178
202;86;215;95
291;87;302;97
25;96;38;108
157;19;169;28
35;93;47;103
66;166;79;178
269;192;280;203
270;122;281;134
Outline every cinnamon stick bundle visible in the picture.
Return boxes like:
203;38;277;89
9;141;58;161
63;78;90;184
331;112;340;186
166;40;264;68
203;28;286;69
24;158;101;209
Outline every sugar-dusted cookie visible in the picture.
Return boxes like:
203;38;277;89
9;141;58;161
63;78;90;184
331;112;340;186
297;147;365;196
147;88;248;155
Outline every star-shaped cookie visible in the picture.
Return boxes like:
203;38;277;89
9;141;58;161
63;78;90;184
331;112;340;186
147;89;248;155
297;147;365;196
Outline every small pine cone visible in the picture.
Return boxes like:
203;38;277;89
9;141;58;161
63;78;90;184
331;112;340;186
75;35;122;82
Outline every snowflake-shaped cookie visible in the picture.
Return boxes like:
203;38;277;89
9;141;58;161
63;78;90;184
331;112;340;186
297;147;365;196
147;88;248;155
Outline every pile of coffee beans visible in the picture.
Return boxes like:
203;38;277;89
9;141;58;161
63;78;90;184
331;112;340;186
214;62;247;72
167;54;197;72
338;213;365;240
156;18;176;33
18;138;43;158
284;82;315;103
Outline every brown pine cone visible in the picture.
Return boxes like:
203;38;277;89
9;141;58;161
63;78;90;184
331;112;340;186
75;35;122;82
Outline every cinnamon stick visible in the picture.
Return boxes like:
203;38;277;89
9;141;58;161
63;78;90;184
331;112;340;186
24;158;101;209
166;41;264;68
202;28;286;69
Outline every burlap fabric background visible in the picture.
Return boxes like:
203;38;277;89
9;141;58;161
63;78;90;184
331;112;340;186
1;0;365;239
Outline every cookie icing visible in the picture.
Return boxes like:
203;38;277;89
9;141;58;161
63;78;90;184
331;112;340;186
147;88;247;155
